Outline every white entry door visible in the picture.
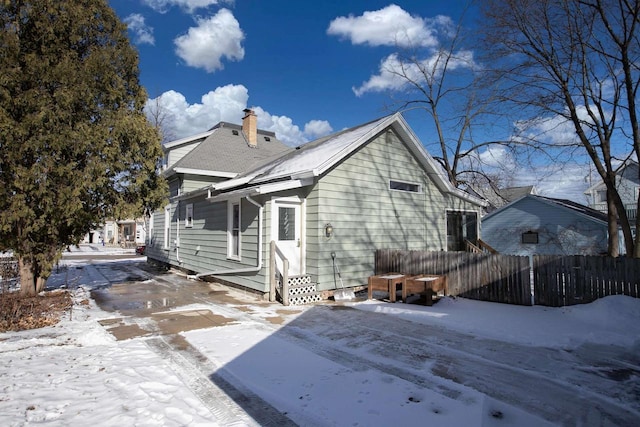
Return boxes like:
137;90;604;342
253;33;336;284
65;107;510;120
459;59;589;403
272;199;304;276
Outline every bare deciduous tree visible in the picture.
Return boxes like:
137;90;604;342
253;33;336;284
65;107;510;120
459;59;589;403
483;0;640;257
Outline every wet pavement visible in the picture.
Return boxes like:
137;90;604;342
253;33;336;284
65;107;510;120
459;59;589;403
89;261;302;340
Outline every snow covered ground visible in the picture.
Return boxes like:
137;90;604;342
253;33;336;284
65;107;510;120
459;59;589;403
1;256;639;426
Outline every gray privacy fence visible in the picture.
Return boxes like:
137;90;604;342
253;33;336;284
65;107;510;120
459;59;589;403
374;250;640;307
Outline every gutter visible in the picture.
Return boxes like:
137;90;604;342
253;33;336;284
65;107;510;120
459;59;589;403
187;195;264;280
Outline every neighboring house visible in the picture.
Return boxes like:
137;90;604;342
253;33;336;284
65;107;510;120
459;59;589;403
481;195;609;256
146;110;486;298
584;159;639;224
82;219;147;246
466;185;537;213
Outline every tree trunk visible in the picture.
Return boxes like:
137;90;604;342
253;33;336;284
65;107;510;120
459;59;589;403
635;191;640;258
606;193;619;257
18;256;46;296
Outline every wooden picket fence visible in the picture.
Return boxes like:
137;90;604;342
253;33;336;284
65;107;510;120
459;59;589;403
374;249;532;306
374;249;640;307
533;255;640;307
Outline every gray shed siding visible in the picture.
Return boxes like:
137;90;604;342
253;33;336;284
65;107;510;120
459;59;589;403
481;197;608;256
305;129;479;290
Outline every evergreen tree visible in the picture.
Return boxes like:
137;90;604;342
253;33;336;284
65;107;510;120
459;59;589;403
0;0;167;294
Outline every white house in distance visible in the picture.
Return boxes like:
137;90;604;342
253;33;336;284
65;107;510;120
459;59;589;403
584;159;639;226
145;110;486;303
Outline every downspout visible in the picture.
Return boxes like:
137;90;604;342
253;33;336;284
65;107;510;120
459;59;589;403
187;196;263;279
175;202;181;264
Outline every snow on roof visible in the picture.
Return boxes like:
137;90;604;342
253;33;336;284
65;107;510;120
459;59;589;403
233;115;391;185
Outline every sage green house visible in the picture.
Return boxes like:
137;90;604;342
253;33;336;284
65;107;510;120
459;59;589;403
146;110;485;302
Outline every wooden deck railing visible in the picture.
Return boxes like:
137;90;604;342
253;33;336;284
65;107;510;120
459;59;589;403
465;239;499;254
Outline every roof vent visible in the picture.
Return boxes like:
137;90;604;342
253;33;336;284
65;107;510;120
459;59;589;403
232;129;239;135
264;136;271;141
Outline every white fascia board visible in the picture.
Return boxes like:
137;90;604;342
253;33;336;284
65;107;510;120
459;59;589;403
207;178;313;203
174;168;237;178
211;175;255;191
163;130;215;150
172;185;212;202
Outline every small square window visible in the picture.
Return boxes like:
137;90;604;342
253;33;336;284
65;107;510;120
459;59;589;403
185;204;193;228
522;231;539;244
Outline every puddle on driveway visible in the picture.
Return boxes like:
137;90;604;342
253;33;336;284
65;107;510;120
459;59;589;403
99;310;237;341
152;310;237;335
90;264;307;339
98;319;151;340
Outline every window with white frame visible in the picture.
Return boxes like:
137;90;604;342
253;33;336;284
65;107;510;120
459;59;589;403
164;205;171;249
185;203;194;228
389;179;421;193
228;201;241;259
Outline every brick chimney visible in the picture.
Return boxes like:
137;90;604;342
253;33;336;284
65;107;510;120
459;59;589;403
242;108;257;147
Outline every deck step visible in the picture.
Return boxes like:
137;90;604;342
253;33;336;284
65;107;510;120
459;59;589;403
276;274;322;305
287;291;322;306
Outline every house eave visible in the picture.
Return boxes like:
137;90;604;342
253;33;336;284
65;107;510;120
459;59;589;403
207;178;314;203
173;168;238;178
163;130;215;151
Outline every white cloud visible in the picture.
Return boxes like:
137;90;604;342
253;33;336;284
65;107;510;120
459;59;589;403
174;9;244;73
514;105;609;146
304;120;333;139
145;85;248;138
477;145;517;170
142;0;227;13
123;14;155;45
327;4;450;48
145;86;332;146
353;50;476;96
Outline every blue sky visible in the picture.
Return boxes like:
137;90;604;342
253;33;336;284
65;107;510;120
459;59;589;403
108;0;592;202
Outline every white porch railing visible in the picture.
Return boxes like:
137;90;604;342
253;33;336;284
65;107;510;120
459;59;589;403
269;240;290;306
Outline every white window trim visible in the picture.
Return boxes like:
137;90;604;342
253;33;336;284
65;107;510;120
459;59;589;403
227;200;241;260
185;203;194;228
163;205;171;250
389;179;422;193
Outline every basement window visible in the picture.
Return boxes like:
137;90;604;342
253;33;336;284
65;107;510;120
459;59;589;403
389;179;421;193
522;231;539;244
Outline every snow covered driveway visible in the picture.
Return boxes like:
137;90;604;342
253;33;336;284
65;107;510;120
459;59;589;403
2;257;639;426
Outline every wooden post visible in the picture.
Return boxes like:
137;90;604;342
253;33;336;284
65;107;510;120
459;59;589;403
282;259;289;306
269;241;276;302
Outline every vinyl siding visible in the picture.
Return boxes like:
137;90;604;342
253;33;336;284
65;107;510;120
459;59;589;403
182;174;226;194
306;128;479;290
166;139;203;168
146;195;268;292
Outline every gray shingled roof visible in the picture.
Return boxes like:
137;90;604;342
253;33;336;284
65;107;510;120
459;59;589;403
537;195;608;223
167;125;292;175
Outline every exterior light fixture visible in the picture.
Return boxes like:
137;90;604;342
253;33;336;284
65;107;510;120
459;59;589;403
324;223;334;238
